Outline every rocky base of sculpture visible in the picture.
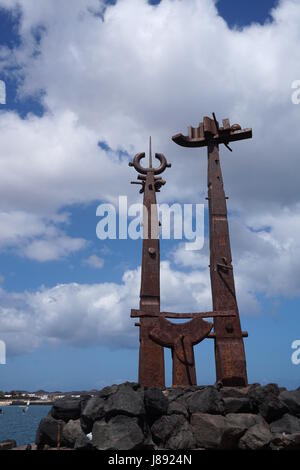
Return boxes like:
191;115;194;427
34;382;300;451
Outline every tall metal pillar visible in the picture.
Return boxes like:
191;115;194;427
172;114;252;386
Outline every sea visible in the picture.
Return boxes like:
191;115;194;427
0;405;51;446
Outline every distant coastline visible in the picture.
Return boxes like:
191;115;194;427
0;390;96;408
0;400;53;407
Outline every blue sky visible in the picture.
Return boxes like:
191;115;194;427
0;0;299;391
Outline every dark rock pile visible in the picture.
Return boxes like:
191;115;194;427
0;440;17;450
35;382;300;450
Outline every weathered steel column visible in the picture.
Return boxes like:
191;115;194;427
207;138;247;386
172;114;252;386
129;141;171;388
138;167;164;388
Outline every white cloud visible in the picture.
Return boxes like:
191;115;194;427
0;210;87;261
22;235;87;262
0;260;215;354
83;254;104;269
0;211;49;246
0;111;132;213
233;204;300;298
173;245;209;270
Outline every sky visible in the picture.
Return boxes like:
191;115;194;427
0;0;299;391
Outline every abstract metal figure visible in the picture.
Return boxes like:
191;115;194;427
129;138;170;388
129;138;237;387
149;316;212;387
172;114;252;386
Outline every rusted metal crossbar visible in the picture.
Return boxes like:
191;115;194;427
131;309;236;319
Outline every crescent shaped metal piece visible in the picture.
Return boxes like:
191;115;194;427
130;152;147;175
130;152;171;175
149;316;213;348
153;153;171;175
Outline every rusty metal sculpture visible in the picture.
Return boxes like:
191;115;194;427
129;138;168;388
129;137;239;388
172;114;252;386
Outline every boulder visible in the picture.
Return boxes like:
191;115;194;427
99;382;140;399
260;398;288;423
144;388;168;419
187;386;223;415
104;384;145;418
270;432;300;450
35;415;66;448
260;383;281;396
81;397;106;433
166;420;195;450
190;413;227;449
0;440;17;450
221;424;245;450
221;414;264;450
238;421;273;450
92;415;145;450
249;384;288;422
181;390;200;401
279;390;300;417
80;394;92;412
220;387;250;399
164;388;185;402
122;381;141;390
225;413;263;431
51;398;82;422
138;422;156;450
99;384;119;398
223;397;252;414
74;434;94;450
62;419;86;448
270;413;300;434
151;414;193;449
167;400;189;419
